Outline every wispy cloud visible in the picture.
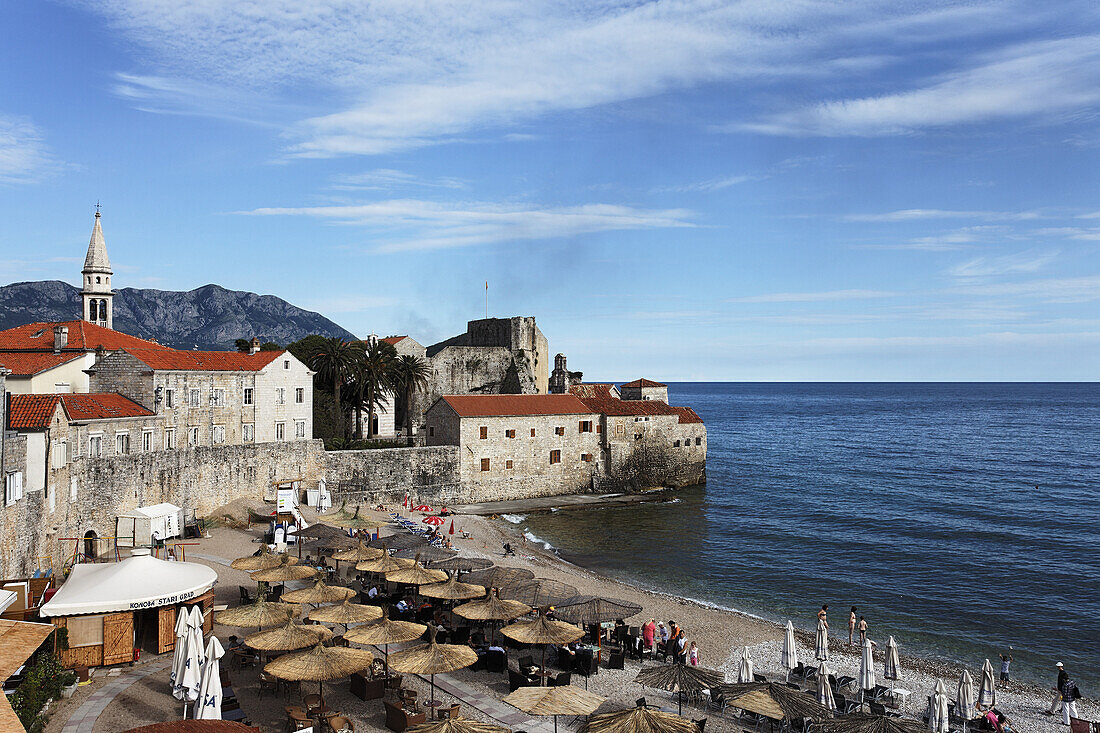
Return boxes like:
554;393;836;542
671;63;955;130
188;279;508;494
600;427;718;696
329;169;467;192
655;175;754;193
844;209;1040;223
953;274;1100;303
0;114;59;184
1033;226;1100;241
947;250;1059;279
728;289;897;303
739;36;1100;136
237;199;695;252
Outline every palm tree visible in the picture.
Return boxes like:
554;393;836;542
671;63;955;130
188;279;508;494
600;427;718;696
358;339;398;438
307;337;362;440
393;354;432;441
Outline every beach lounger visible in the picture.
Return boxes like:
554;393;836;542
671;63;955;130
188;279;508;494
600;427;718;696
835;675;856;691
607;650;626;670
753;673;768;683
551;672;572;686
704;692;728;713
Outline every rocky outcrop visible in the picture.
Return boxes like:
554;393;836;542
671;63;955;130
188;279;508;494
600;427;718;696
0;280;355;349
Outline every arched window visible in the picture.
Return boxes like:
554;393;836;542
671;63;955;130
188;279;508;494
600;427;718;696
100;299;108;319
96;276;101;284
83;530;98;560
88;300;98;322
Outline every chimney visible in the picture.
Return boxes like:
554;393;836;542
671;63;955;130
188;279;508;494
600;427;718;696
53;326;68;353
249;337;261;355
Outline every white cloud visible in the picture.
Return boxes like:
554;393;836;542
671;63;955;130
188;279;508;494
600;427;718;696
844;209;1040;222
947;250;1058;279
237;199;694;252
0;115;58;184
1033;226;1100;241
739;36;1100;136
330;169;467;192
728;289;897;303
655;175;754;193
953;274;1100;303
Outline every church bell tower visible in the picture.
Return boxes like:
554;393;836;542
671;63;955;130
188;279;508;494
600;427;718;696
81;207;113;329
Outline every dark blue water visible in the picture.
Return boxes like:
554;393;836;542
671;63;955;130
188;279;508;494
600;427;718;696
521;383;1100;689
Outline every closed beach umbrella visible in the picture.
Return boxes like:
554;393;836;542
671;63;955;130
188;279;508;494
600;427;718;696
176;608;203;703
188;605;207;682
956;670;976;722
170;605;190;691
859;637;876;699
816;617;829;661
737;647;754;684
505;684;606;733
215;597;299;630
782;620;799;681
388;627;478;707
635;664;724;716
816;662;836;711
929;680;950;733
978;659;997;708
194;635;224;720
282;579;355;605
308;599;383;627
580;700;700;733
246;620;333;652
884;636;900;680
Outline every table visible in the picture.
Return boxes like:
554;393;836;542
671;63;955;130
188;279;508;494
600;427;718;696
887;688;912;710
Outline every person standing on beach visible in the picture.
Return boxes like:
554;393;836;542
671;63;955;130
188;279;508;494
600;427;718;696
659;622;670;644
1060;666;1080;725
642;619;656;652
1000;653;1012;682
849;607;857;646
858;615;868;644
689;641;699;666
1048;662;1069;715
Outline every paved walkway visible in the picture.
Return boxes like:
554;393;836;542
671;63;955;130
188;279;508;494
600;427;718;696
59;657;172;733
450;491;670;516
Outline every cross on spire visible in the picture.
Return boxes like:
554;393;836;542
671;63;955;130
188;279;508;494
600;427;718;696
94;200;101;217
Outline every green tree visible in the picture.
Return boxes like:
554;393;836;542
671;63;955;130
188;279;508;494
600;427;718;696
260;341;281;351
306;337;362;440
234;338;251;353
357;339;398;438
392;354;432;441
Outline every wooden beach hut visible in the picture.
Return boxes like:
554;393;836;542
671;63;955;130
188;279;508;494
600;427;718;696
40;549;217;668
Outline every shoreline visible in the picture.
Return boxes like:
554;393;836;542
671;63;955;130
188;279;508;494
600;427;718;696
466;510;1096;732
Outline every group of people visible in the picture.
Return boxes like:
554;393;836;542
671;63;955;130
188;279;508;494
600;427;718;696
817;604;871;647
1049;661;1083;726
639;618;698;666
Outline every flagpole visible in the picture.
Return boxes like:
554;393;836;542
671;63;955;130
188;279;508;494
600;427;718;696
485;281;488;318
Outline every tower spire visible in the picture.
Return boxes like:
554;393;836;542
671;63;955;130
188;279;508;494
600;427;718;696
81;206;114;329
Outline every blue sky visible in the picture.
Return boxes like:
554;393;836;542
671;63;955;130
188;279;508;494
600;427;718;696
2;1;1099;381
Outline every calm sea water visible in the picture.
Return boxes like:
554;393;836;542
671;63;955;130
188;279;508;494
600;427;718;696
520;383;1100;690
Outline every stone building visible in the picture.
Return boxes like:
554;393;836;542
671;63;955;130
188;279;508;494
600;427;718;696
88;346;314;448
619;377;669;403
548;353;584;394
81;210;114;330
424;394;602;500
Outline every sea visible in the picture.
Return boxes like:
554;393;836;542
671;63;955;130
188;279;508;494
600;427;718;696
518;383;1100;691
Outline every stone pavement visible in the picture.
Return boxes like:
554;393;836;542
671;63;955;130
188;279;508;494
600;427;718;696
59;657;172;733
431;672;557;732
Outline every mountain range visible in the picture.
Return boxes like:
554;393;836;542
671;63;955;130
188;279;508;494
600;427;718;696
0;280;356;350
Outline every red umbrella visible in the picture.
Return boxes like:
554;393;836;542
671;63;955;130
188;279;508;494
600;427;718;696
422;516;446;526
448;519;455;535
413;504;432;512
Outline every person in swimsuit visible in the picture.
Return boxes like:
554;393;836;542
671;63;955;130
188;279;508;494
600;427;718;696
858;616;868;644
818;604;829;629
849;607;857;646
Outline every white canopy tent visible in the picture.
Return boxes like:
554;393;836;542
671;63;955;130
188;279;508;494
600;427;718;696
40;549;216;617
116;503;184;548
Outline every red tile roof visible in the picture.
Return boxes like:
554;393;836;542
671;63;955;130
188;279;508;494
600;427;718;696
9;393;154;430
621;378;667;388
0;352;83;377
0;321;167;352
570;383;702;424
381;336;407;345
439;394;594;417
122;348;286;372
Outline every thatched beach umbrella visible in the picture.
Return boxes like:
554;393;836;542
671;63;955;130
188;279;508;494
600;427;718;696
978;659;997;708
282;579;356;605
714;682;831;724
420;573;486;602
859;637;876;700
356;549;415;575
737;647;754;684
308;599;383;627
884;636;900;680
505;684;605;733
215;597;299;630
407;720;511;733
250;556;318;583
816;617;830;661
579;700;700;733
331;540;384;564
930;680;950;733
454;590;531;622
782;620;799;682
553;596;642;625
814;714;929;733
388;627;477;707
386;560;448;586
502;612;584;684
956;670;977;722
230;548;298;572
429;556;493;573
263;642;375;699
246;619;332;652
499;578;579;608
817;662;836;711
463;566;534;589
395;546;458;563
345;616;426;671
369;532;429;551
635;664;724;715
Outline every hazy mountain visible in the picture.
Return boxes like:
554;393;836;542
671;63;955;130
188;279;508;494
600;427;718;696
0;280;356;349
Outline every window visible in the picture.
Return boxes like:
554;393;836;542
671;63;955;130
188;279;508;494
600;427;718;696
505;459;513;469
634;433;642;440
187;427;200;446
211;388;225;406
89;434;102;457
188;388;200;407
481;458;491;472
142;431;153;452
295;388;304;404
66;615;104;648
550;450;561;465
275;422;285;440
295;421;306;438
52;440;67;469
596;423;602;434
428;426;435;437
505;429;516;439
674;440;681;447
479;426;488;440
165;429;176;450
212;425;225;444
696;437;702;446
70;477;78;501
284;360;290;370
243;388;254;405
530;428;536;437
276;388;286;405
555;426;565;436
581;453;593;462
243;423;254;442
579;420;593;433
164;388;174;408
5;472;24;505
116;433;130;455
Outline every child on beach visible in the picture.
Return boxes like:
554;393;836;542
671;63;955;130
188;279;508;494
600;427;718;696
858;615;868;644
1000;653;1012;681
689;641;699;666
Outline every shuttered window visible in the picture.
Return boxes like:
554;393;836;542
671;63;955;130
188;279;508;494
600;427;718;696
550;450;561;465
481;458;491;472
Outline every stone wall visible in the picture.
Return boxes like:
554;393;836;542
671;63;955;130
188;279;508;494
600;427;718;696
599;414;706;491
324;446;460;505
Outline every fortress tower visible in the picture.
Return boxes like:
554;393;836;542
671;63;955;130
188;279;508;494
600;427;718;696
81;209;113;329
